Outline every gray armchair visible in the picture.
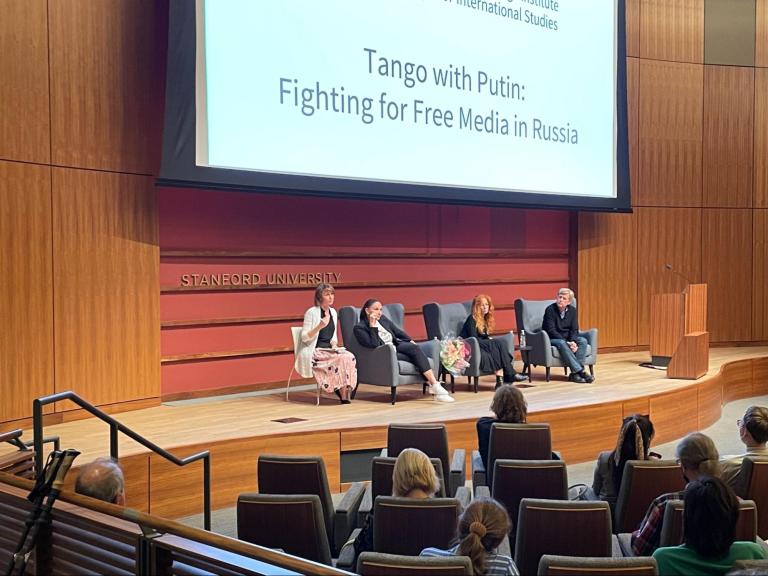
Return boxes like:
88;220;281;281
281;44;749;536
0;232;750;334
422;301;516;393
514;298;598;381
339;303;440;404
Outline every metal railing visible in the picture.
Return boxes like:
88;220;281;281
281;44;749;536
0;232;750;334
32;391;211;530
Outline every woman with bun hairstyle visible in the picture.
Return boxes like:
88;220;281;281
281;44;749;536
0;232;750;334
421;497;519;575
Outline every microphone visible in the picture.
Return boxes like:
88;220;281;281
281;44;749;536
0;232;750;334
664;263;691;286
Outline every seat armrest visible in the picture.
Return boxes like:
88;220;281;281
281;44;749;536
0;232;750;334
449;449;466;496
335;528;361;569
611;535;623;557
357;484;373;527
475;485;491;499
356;344;399;386
463;336;482;375
617;533;635;557
334;481;366;552
455;486;472;510
471;450;486;489
526;330;552;365
495;331;515;356
580;328;598;361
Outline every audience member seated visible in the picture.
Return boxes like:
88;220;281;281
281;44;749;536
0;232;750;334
297;283;358;404
421;497;519;576
631;432;720;556
652;476;768;575
74;457;125;505
589;414;658;511
393;448;441;499
720;406;768;492
461;294;526;387
355;298;454;403
477;386;556;471
542;287;594;383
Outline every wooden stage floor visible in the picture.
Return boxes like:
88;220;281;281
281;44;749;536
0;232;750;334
5;346;768;519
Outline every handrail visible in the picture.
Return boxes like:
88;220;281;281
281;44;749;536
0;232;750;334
33;391;211;530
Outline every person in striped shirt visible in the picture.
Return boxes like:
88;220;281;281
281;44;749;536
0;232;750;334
421;497;519;576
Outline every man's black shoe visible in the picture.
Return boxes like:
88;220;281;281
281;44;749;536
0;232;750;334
568;373;586;383
581;372;594;383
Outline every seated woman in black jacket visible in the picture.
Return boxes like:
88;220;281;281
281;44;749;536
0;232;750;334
354;299;454;403
461;294;526;388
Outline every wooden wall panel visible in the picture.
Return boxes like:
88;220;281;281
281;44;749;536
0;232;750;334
753;210;768;339
640;0;704;63
638;61;703;207
756;70;768;207
697;374;723;430
623;398;650;418
0;162;54;422
702;209;752;342
0;0;49;164
649;386;700;445
721;359;753;402
627;0;640;57
753;357;768;395
48;0;166;174
702;66;754;207
578;212;637;347
53;168;159;406
637;208;702;344
758;0;768;67
628;57;640;203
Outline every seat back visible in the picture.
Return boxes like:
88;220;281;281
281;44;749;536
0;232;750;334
515;299;558;333
290;326;302;370
339;304;405;352
739;456;768;539
614;459;685;533
422;302;471;341
387;424;451;493
659;499;758;547
488;423;553;489
492;459;568;537
257;455;334;545
373;496;460;556
237;493;332;566
515;498;613;576
538;555;658;576
358;552;473;576
372;456;446;500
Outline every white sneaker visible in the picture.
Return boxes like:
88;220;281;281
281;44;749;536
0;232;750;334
429;382;455;403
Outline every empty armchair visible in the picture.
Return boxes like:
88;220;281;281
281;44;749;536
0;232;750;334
514;298;598;381
423;301;516;393
257;454;364;556
339;304;440;404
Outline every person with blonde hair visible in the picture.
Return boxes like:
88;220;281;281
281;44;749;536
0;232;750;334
421;497;519;575
392;448;440;498
461;294;526;388
631;432;721;556
296;283;357;403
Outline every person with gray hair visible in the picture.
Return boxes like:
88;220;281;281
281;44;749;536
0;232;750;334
74;457;126;505
542;287;593;383
720;405;768;492
631;432;720;556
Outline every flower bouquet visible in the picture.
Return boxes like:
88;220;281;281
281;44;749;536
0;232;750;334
439;333;471;376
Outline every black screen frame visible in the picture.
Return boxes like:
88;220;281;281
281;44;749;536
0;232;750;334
158;0;631;213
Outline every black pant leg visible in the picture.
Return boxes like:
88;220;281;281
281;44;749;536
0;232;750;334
395;341;432;374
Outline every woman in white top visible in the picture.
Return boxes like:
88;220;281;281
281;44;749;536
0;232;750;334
296;284;357;403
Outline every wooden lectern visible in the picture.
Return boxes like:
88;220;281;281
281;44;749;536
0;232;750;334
649;284;709;379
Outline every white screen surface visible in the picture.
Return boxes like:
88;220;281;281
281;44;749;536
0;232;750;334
198;0;618;199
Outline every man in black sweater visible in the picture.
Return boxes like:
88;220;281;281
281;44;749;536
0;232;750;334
542;288;593;383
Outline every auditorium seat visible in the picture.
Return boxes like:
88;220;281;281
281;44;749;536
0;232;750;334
613;459;685;534
422;301;516;393
357;551;473;575
477;459;568;550
472;422;554;489
386;423;466;497
257;454;364;555
358;455;447;525
372;496;462;556
339;304;439;404
515;498;618;576
658;498;758;547
736;456;768;539
538;554;658;575
514;298;598;381
237;493;333;565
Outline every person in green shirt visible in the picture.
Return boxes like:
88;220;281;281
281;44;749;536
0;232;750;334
652;476;768;575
